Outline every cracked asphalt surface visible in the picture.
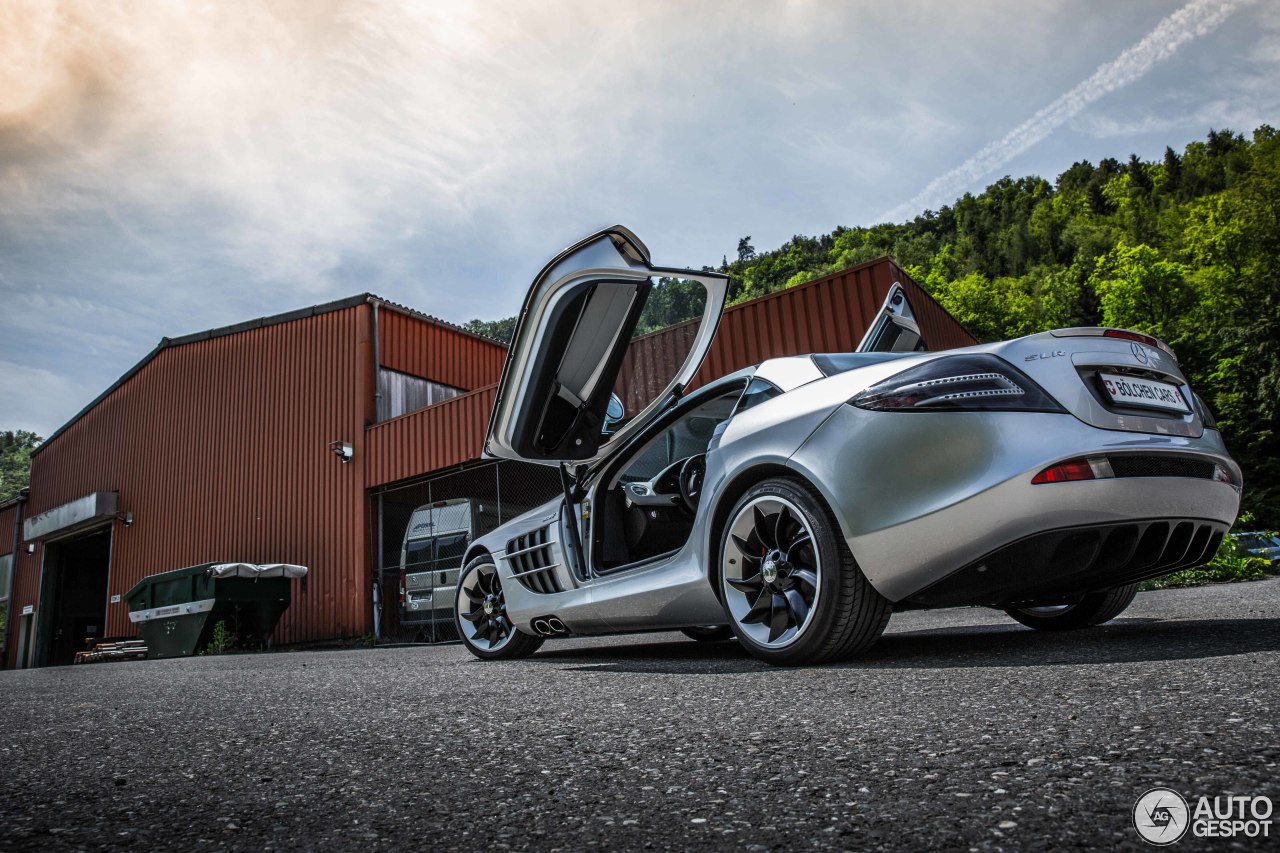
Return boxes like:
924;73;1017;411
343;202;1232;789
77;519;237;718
2;579;1277;852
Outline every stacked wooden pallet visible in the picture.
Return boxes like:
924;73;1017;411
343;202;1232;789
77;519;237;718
73;639;149;664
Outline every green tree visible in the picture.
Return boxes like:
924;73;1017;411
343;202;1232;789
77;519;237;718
463;316;516;344
0;431;42;502
1087;243;1191;339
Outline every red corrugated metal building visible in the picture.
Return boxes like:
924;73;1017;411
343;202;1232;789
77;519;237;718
3;258;974;667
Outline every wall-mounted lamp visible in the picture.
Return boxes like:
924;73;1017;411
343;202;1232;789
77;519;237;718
25;543;35;554
115;510;134;527
329;440;354;464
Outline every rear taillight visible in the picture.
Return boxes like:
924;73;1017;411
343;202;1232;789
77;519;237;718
1213;464;1236;486
850;354;1065;413
1032;456;1114;484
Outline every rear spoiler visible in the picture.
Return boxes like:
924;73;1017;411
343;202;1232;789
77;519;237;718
1049;327;1177;360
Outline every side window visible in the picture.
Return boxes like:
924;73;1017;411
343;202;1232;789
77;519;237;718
734;377;782;415
404;540;432;572
617;393;739;483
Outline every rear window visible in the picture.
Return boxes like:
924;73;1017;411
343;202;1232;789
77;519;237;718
810;352;910;377
734;377;783;415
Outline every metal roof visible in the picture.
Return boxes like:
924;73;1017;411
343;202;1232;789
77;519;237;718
33;294;502;456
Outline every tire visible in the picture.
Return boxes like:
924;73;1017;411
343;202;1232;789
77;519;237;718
679;625;734;643
455;556;544;660
717;478;891;666
1003;583;1139;631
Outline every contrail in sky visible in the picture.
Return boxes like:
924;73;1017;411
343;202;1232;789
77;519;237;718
877;0;1255;223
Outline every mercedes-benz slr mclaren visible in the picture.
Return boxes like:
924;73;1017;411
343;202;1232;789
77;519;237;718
454;226;1241;666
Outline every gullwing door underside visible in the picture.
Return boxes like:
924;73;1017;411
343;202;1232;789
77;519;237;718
484;226;729;466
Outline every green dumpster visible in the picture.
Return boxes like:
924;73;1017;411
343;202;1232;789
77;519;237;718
124;562;308;658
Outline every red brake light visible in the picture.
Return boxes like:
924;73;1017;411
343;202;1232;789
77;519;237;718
1102;329;1160;348
1032;457;1105;484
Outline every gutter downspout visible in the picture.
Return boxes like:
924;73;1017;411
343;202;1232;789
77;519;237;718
370;300;382;641
3;490;28;668
371;301;382;421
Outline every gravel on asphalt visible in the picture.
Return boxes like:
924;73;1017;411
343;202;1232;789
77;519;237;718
1;579;1277;851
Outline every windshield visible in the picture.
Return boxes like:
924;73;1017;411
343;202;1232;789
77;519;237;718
405;532;470;574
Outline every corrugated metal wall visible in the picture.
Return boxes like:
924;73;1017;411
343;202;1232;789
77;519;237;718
377;309;506;391
366;386;497;488
619;257;976;399
8;304;376;664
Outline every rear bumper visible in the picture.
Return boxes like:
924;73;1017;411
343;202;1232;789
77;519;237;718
902;517;1228;607
789;408;1241;603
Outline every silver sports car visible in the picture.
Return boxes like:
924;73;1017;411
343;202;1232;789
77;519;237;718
456;226;1242;666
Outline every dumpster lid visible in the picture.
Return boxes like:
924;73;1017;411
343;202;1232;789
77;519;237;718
209;563;308;579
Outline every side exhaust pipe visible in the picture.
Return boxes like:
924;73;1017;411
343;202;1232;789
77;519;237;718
530;616;570;636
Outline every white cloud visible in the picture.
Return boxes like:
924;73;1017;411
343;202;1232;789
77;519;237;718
877;0;1256;222
0;360;94;438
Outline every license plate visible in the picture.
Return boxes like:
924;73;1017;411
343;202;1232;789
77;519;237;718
1099;373;1190;413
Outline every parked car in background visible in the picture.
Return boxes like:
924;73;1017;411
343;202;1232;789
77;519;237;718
454;226;1243;666
1230;531;1280;566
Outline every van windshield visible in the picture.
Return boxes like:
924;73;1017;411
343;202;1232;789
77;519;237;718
405;532;470;573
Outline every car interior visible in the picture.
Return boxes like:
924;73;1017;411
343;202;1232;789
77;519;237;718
590;381;750;573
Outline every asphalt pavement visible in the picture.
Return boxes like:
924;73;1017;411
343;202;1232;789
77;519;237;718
2;579;1277;852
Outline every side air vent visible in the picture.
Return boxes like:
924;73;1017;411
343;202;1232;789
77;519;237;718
504;527;564;594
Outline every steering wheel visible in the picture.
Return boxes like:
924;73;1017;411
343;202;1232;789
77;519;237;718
678;454;706;513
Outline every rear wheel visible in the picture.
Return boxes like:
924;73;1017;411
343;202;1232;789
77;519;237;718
1003;583;1139;631
455;556;544;660
679;625;734;643
718;478;891;666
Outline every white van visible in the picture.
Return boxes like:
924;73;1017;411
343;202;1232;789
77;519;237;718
398;499;506;627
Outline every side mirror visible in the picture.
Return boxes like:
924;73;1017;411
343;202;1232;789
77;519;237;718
603;393;625;434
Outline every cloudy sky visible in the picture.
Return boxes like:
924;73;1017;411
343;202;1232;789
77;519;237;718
2;0;1277;436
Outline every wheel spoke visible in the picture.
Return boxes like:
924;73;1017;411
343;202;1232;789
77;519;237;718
742;590;773;624
790;568;818;593
767;594;789;643
461;606;486;624
783;588;809;628
774;506;795;555
753;507;775;549
463;585;484;604
727;573;763;595
786;531;811;554
731;534;757;557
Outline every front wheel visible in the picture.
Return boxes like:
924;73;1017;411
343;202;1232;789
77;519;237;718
1003;583;1139;631
718;478;891;666
455;556;544;660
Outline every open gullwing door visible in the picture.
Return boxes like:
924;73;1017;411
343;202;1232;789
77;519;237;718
484;226;728;465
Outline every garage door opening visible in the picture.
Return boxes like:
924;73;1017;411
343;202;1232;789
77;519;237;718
373;461;560;644
38;527;112;666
